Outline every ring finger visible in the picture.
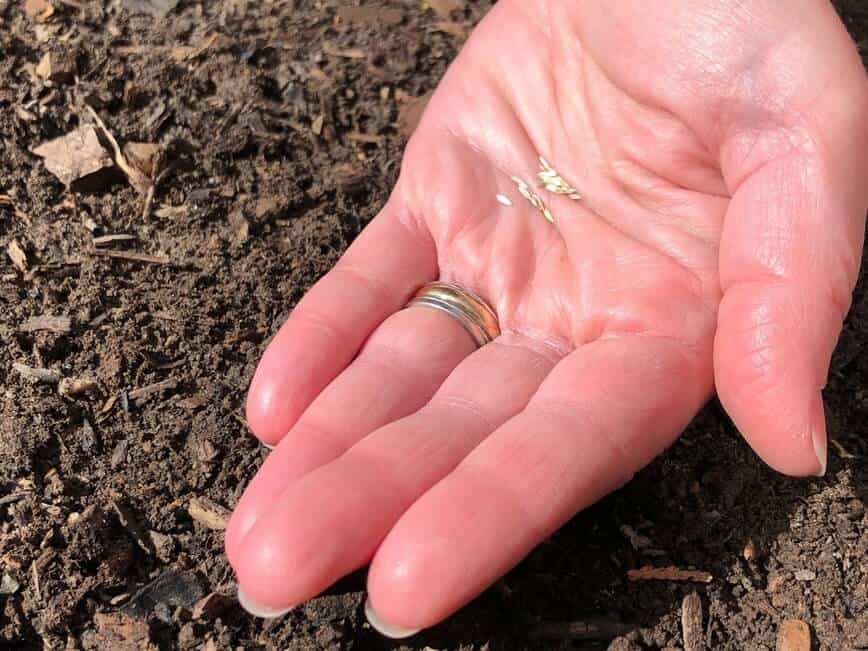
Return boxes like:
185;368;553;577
226;303;479;561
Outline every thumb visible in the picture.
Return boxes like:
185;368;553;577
715;66;868;476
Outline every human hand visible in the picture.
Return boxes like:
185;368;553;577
226;0;868;636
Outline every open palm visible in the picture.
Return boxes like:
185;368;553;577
226;0;868;636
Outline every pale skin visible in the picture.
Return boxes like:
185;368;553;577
225;0;868;637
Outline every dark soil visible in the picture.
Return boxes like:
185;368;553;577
1;1;866;650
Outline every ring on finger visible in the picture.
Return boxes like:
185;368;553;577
406;282;500;348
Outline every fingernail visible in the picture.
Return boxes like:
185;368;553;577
237;586;292;619
364;597;421;639
262;442;275;451
812;430;827;477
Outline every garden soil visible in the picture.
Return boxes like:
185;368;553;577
1;1;867;649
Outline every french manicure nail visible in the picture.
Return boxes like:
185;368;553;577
811;429;827;477
237;586;292;619
364;597;421;639
262;442;275;450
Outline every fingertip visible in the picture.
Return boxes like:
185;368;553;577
237;585;293;620
812;426;827;477
723;389;827;478
367;539;436;632
245;367;288;446
231;522;296;609
364;597;422;639
714;285;831;478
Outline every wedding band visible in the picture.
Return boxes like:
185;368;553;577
406;282;500;348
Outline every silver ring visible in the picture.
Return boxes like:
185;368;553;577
406;282;500;348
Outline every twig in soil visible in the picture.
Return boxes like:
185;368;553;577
19;314;72;334
90;249;170;265
528;619;633;641
627;566;713;584
12;363;62;384
92;234;136;247
0;491;32;506
127;378;178;401
31;561;40;602
830;438;859;459
30;549;55;604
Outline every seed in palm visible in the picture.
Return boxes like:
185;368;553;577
538;156;581;200
510;175;555;223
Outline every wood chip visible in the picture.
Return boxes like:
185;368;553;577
32;125;114;188
93;234;137;247
311;114;325;136
91;249;170;265
0;573;20;595
621;525;653;550
794;569;816;582
346;131;384;145
58;377;98;397
35;51;75;83
776;619;811;651
111;501;156;555
154;204;188;219
12;363;61;384
19;314;71;334
94;612;154;649
177;394;208;410
322;41;366;59
127;378;178;401
121;0;179;18
7;239;28;272
111;438;129;469
743;538;758;561
24;0;51;18
681;592;705;651
627;566;713;584
336;6;403;25
187;496;230;530
100;394;119;414
192;592;234;620
35;52;52;79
